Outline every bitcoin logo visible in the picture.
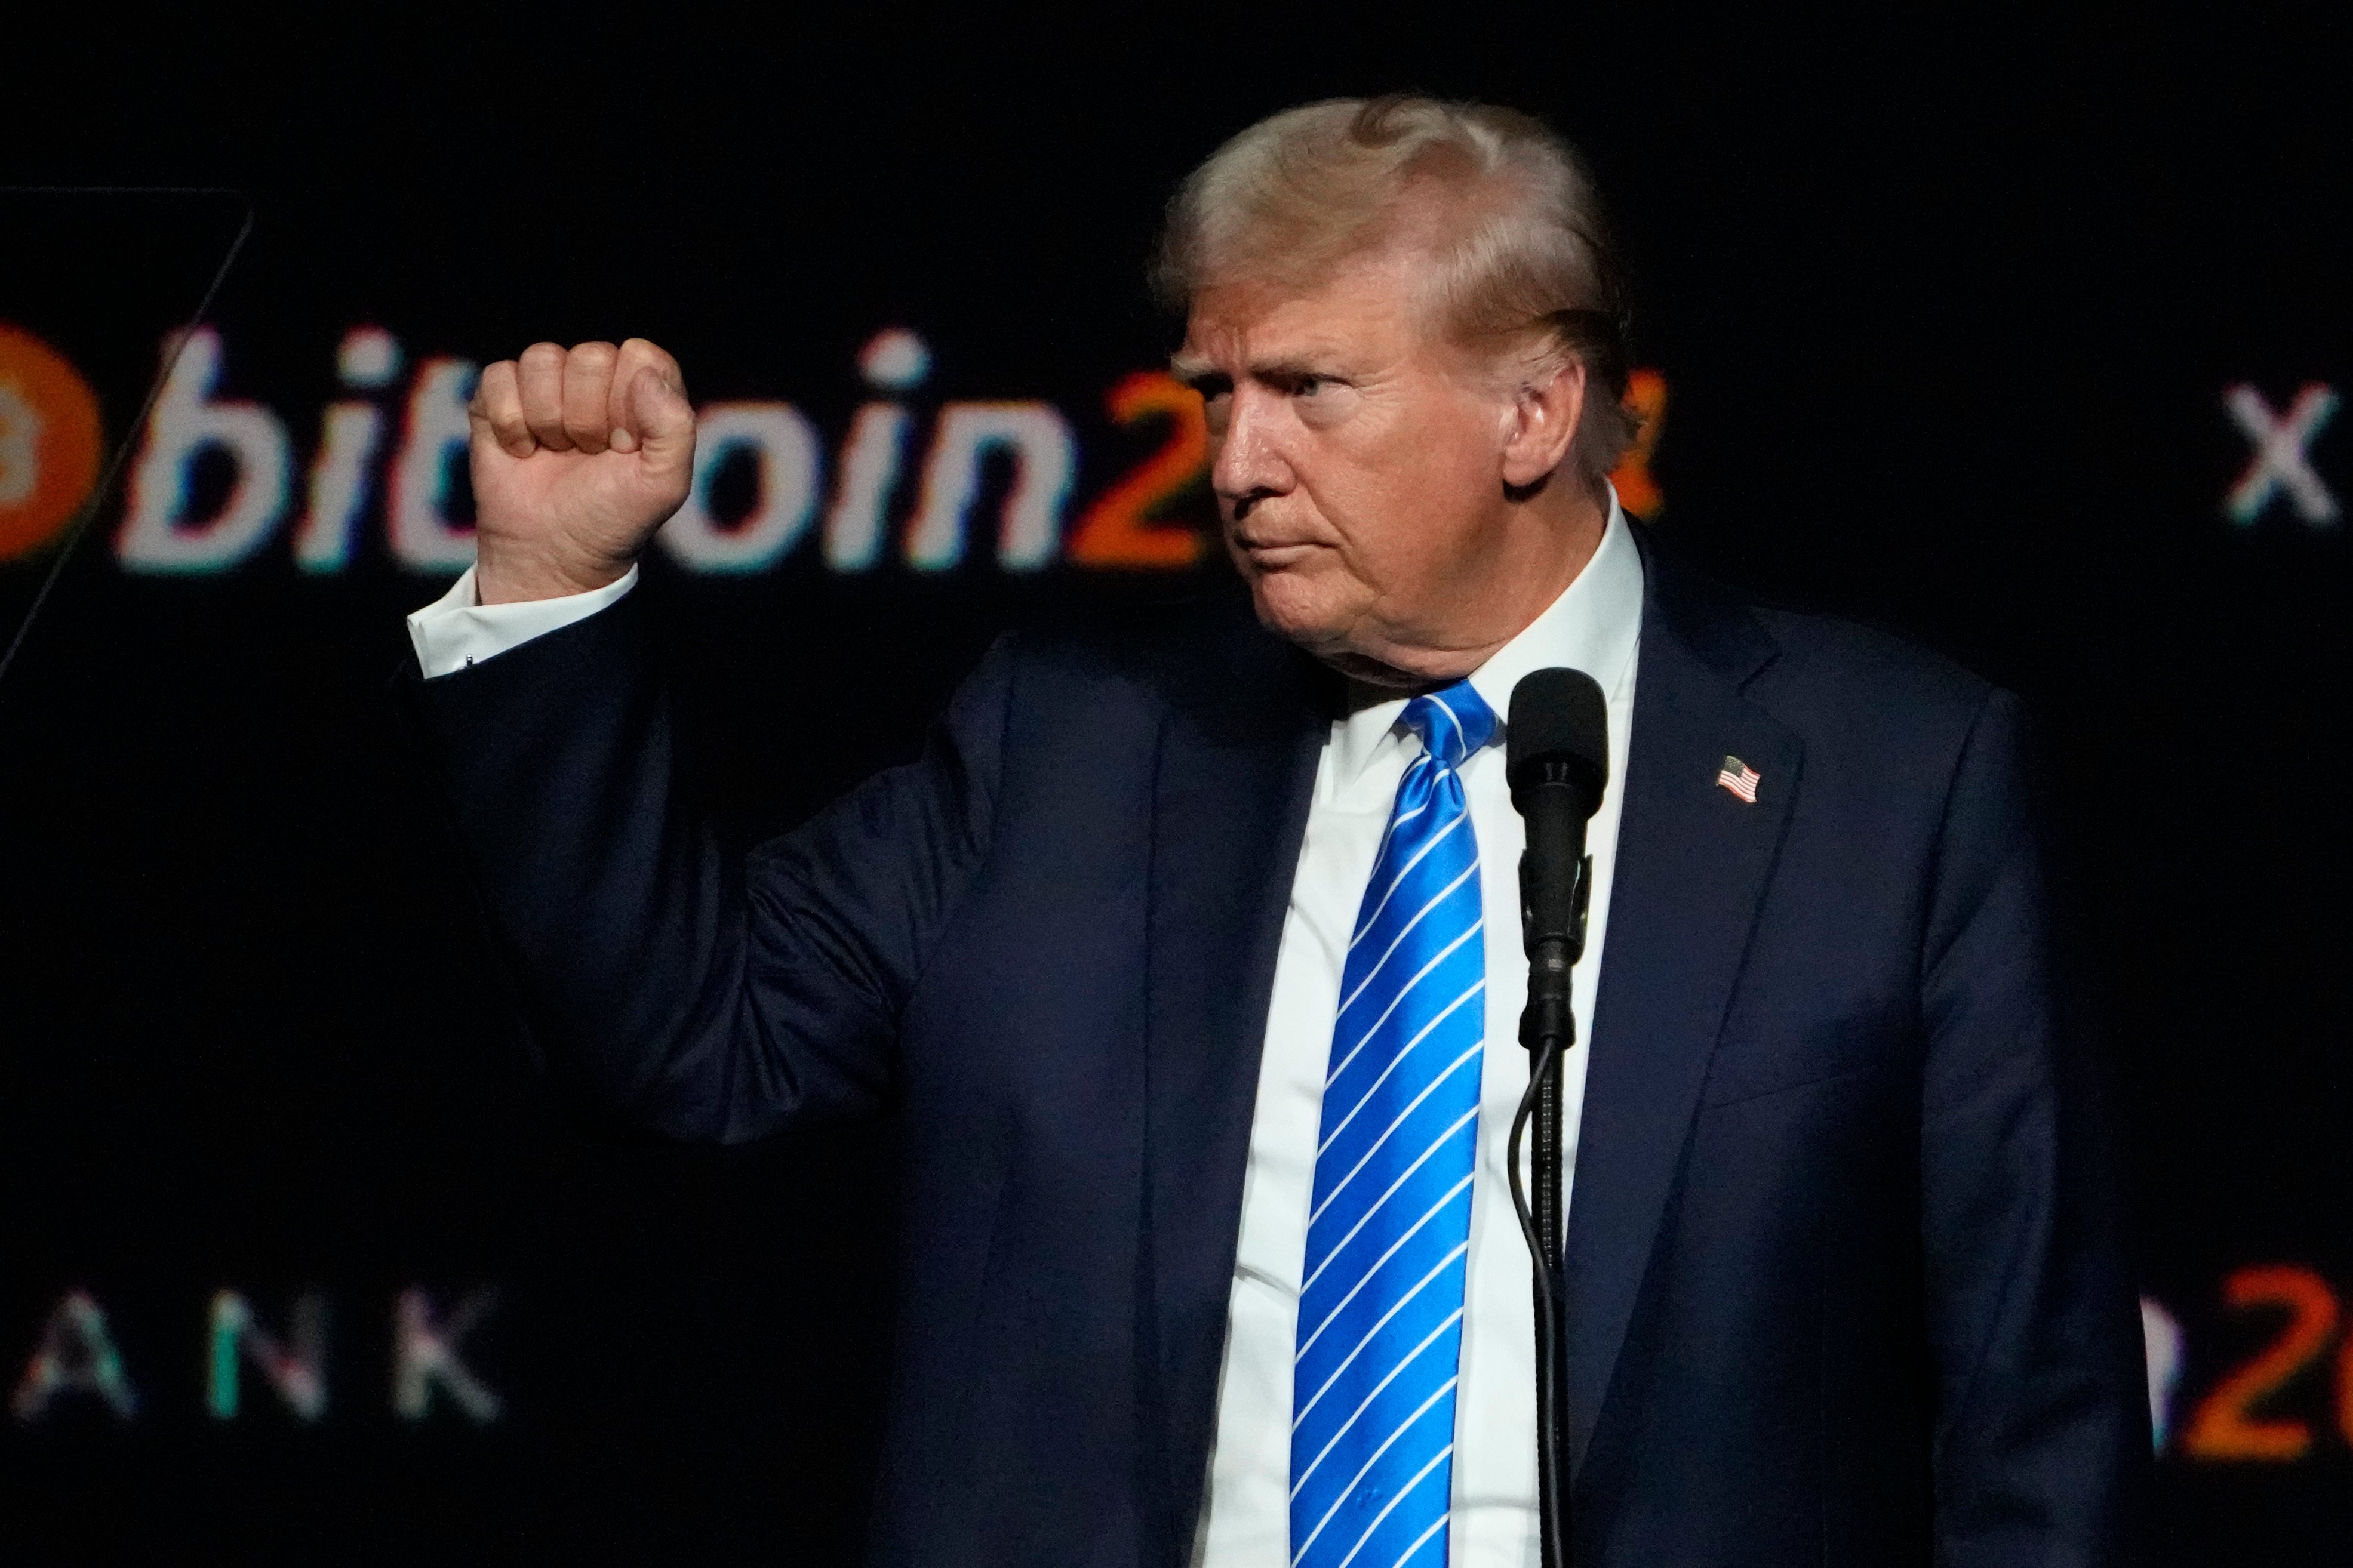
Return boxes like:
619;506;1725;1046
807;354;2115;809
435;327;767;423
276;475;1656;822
0;324;104;561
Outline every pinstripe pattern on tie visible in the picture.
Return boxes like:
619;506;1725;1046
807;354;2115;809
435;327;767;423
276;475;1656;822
1291;679;1495;1568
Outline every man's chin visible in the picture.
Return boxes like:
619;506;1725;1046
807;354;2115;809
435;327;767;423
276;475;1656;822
1245;574;1349;652
1242;577;1463;691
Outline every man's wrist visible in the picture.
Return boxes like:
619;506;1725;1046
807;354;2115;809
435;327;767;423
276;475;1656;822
475;545;636;606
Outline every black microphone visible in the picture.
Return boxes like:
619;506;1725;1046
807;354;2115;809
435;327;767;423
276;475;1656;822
1508;667;1610;1025
1504;666;1608;1568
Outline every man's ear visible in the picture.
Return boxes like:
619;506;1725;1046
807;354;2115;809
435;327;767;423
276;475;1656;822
1501;359;1587;491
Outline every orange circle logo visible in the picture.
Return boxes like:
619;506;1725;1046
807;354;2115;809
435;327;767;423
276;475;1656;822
0;324;105;562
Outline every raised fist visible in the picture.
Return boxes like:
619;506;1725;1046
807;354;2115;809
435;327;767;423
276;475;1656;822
467;338;696;603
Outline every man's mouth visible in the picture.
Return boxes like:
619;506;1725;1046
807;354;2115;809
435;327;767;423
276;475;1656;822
1235;537;1321;568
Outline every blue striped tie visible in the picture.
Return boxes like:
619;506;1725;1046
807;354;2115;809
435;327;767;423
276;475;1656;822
1291;679;1495;1568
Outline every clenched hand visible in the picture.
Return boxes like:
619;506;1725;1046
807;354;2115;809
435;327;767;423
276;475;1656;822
467;338;696;603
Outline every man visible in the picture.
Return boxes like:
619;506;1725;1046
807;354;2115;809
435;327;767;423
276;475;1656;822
404;97;2145;1566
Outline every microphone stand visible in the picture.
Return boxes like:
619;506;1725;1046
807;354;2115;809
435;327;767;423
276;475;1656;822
1509;853;1588;1568
1503;664;1606;1568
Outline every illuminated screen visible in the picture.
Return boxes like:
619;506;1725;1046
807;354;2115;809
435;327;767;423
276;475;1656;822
0;11;2345;1563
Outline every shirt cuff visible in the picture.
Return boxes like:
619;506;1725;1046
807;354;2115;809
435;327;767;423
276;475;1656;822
404;564;640;679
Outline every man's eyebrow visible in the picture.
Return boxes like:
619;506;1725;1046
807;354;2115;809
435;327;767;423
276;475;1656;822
1165;354;1335;389
1169;358;1231;399
1247;358;1330;385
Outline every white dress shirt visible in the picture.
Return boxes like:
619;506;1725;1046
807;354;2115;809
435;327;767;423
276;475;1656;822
407;494;1645;1568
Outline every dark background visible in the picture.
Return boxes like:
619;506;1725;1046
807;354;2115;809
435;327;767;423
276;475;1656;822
1;7;2347;1562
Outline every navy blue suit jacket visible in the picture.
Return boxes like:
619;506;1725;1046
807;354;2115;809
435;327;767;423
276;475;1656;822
407;528;2146;1566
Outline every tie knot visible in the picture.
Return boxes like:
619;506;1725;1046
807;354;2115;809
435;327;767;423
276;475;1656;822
1401;679;1496;770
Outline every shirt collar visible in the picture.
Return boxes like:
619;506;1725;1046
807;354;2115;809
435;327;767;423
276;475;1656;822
1330;486;1645;788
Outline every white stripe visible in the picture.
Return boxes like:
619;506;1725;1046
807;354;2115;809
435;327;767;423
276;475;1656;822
1348;810;1469;952
1306;1048;1481;1277
1322;922;1482;1094
1349;799;1462;951
1298;1170;1475;1357
1299;1145;1478;1348
1293;1246;1468;1431
1355;793;1434;935
1290;1369;1459;1554
1359;796;1431;897
1386;1512;1449;1568
1423;694;1466;762
1330;1443;1454;1568
1336;859;1480;1022
1293;1338;1459;1503
1309;1016;1484;1224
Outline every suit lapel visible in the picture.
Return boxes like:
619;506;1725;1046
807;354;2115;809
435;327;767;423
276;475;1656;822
1564;534;1804;1468
1139;608;1327;1556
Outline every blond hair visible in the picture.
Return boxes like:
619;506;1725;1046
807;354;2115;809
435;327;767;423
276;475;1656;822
1154;95;1639;485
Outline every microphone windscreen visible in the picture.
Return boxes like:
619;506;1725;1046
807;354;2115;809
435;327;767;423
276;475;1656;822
1506;667;1609;814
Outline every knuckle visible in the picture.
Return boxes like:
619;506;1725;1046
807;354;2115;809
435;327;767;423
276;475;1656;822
620;337;675;372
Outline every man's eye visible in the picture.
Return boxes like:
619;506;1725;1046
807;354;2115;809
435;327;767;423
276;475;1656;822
1294;376;1327;397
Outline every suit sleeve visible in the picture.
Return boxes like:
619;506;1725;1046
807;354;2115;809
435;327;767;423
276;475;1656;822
1917;688;2148;1566
401;587;1010;1144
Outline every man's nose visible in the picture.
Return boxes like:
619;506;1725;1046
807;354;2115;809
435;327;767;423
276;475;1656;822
1211;390;1292;510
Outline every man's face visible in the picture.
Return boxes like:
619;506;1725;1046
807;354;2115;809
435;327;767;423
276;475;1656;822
1176;248;1524;683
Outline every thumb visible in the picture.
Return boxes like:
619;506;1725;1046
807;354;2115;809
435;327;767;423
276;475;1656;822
628;366;697;483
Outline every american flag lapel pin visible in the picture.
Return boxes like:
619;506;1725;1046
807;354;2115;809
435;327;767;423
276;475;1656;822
1715;754;1761;803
